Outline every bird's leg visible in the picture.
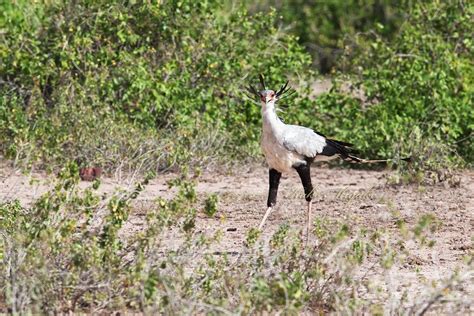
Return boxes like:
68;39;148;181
258;207;273;230
295;163;314;244
259;169;281;229
306;200;312;244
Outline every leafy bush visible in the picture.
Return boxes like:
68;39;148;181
239;0;408;73
1;0;471;179
0;0;310;172
296;1;473;179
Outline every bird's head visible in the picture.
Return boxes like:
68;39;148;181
246;74;295;107
259;89;277;104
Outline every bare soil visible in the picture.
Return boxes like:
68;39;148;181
1;164;473;311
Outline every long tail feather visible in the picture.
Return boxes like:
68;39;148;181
345;155;411;164
319;137;411;164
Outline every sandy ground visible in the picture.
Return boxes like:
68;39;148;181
1;164;473;312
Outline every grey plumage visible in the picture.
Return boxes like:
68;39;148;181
258;87;354;172
282;124;327;159
247;75;359;238
246;75;409;236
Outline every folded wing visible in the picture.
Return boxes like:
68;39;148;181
282;125;357;161
282;125;327;158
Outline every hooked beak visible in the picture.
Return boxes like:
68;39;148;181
258;92;276;103
260;94;276;104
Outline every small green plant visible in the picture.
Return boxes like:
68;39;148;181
203;193;219;217
245;227;261;247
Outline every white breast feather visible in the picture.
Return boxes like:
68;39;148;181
261;130;305;173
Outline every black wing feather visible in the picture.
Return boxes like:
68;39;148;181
320;138;360;162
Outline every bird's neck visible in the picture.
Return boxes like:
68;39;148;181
261;101;283;131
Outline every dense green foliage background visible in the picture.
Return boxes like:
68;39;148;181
239;0;408;73
1;0;472;176
1;0;314;172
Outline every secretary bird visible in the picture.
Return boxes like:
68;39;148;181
246;75;406;239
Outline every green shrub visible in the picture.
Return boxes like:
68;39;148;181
1;0;471;178
0;0;311;171
299;1;473;178
238;0;408;73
